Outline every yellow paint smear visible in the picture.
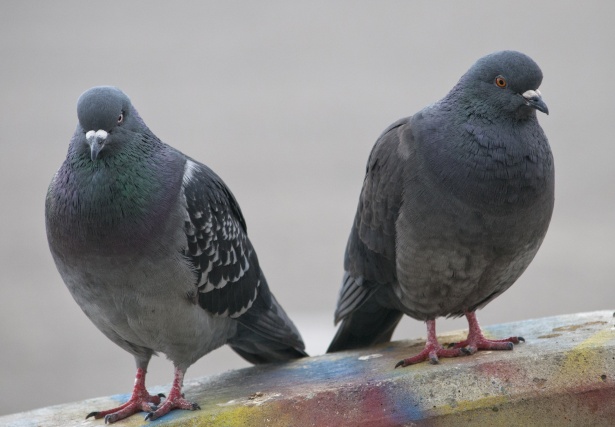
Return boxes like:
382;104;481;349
205;402;294;427
434;394;509;416
552;321;608;332
431;323;615;422
552;327;615;388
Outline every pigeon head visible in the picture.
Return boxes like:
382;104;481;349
455;50;548;119
76;86;144;161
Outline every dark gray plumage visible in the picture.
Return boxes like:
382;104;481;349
327;51;554;367
45;86;306;422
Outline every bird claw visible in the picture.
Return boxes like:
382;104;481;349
460;347;473;355
454;336;521;351
144;402;200;421
395;344;468;368
143;394;200;421
448;335;523;351
396;316;525;369
86;393;162;423
454;312;525;352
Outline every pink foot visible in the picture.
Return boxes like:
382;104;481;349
395;320;471;368
86;368;164;424
449;311;524;352
144;367;200;421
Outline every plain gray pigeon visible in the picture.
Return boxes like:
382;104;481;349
45;86;307;422
327;51;554;367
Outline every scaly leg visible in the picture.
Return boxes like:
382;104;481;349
450;311;524;352
144;366;200;421
86;367;164;424
395;320;471;368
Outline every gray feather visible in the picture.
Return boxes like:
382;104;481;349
329;51;554;352
46;86;306;377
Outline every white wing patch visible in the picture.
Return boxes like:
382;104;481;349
229;283;259;318
181;161;259;318
182;186;251;291
182;159;199;185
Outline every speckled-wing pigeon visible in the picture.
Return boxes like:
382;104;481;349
327;51;554;368
45;86;307;422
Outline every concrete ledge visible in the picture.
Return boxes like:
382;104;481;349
3;310;614;426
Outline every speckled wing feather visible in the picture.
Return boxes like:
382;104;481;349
181;158;306;355
334;118;409;323
181;159;259;319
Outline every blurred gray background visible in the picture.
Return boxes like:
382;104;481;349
1;1;613;416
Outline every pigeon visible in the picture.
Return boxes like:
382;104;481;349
45;86;307;422
327;51;554;368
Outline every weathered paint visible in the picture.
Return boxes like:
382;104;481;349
2;311;614;426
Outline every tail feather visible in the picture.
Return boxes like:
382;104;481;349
229;322;308;364
228;272;307;364
327;297;403;353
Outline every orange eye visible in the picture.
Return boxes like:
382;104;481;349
495;76;507;88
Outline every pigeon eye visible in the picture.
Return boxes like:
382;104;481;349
118;112;124;124
495;76;507;88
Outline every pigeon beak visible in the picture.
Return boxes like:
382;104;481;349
85;129;109;161
522;89;549;115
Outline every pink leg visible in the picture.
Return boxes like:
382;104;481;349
395;320;471;368
144;366;200;421
450;311;524;352
86;367;164;424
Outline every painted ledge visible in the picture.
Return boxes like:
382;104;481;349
2;310;615;427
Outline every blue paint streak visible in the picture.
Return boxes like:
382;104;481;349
386;384;424;422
